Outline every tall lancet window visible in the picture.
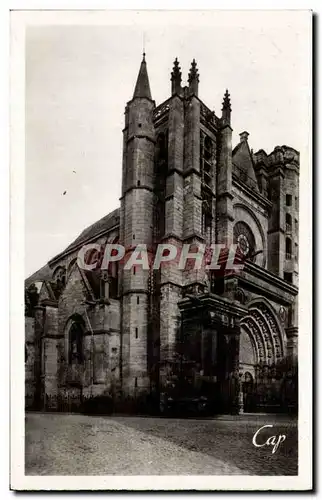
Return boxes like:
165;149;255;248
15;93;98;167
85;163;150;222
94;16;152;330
154;131;168;242
69;320;84;365
200;133;214;243
202;188;213;244
286;238;292;260
200;133;214;189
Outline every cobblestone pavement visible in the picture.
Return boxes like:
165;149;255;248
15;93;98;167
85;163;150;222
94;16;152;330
25;413;297;476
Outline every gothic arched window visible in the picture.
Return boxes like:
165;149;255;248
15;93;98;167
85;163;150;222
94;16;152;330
53;266;66;286
154;132;168;241
52;266;66;297
69;320;84;365
286;238;292;260
200;133;214;188
233;222;256;261
286;213;292;233
202;188;213;243
156;132;168;165
204;135;213;162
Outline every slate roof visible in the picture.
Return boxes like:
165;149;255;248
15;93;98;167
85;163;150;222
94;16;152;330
62;208;120;255
133;55;152;100
26;207;120;285
25;264;52;288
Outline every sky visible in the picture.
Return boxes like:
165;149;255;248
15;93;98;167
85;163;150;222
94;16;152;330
25;10;311;277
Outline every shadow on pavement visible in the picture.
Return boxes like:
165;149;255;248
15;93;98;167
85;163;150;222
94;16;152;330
110;415;298;476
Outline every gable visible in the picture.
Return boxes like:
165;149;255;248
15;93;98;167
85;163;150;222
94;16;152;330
61;263;95;304
38;282;52;302
232;138;259;192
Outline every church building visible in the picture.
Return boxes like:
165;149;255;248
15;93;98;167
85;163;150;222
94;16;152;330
25;55;299;414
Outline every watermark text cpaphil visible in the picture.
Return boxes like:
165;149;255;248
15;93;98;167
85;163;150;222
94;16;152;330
76;243;247;272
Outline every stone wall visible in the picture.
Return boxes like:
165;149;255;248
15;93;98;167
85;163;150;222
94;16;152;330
25;316;36;408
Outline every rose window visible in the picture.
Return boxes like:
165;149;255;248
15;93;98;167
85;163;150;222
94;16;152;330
233;222;256;261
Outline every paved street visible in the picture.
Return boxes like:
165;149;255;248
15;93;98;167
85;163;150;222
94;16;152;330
25;413;297;476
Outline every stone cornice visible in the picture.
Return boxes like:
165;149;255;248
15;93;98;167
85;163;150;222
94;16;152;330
183;167;201;178
182;232;205;243
232;175;272;211
179;292;247;319
219;123;233;132
216;191;234;201
232;262;298;305
41;333;64;340
244;262;298;294
127;96;156;107
159;280;183;289
160;233;183;243
83;328;120;336
120;289;150;297
127;134;156;145
123;184;154;196
40;299;58;308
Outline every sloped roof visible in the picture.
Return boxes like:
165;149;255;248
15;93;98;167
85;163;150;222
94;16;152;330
232;139;259;192
25;264;52;288
133;56;152;100
63;208;120;254
26;207;120;285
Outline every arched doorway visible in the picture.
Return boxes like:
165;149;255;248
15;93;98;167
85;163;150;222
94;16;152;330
239;300;285;412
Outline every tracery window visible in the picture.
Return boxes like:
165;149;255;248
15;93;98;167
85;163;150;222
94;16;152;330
200;133;214;189
52;266;67;297
52;266;66;287
233;222;256;261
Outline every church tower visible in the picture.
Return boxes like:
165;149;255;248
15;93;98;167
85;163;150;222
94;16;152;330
119;54;155;398
216;90;234;247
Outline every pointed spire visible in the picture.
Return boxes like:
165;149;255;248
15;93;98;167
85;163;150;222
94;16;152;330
222;89;231;111
221;89;231;125
171;57;182;95
188;59;199;83
133;53;152;100
171;57;181;81
188;59;199;96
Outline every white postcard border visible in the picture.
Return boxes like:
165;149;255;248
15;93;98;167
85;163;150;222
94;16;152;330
10;8;313;491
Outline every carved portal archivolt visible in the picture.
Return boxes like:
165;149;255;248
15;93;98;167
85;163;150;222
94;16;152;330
239;301;285;368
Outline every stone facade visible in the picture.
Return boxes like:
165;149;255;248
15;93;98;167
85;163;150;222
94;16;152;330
25;56;299;413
